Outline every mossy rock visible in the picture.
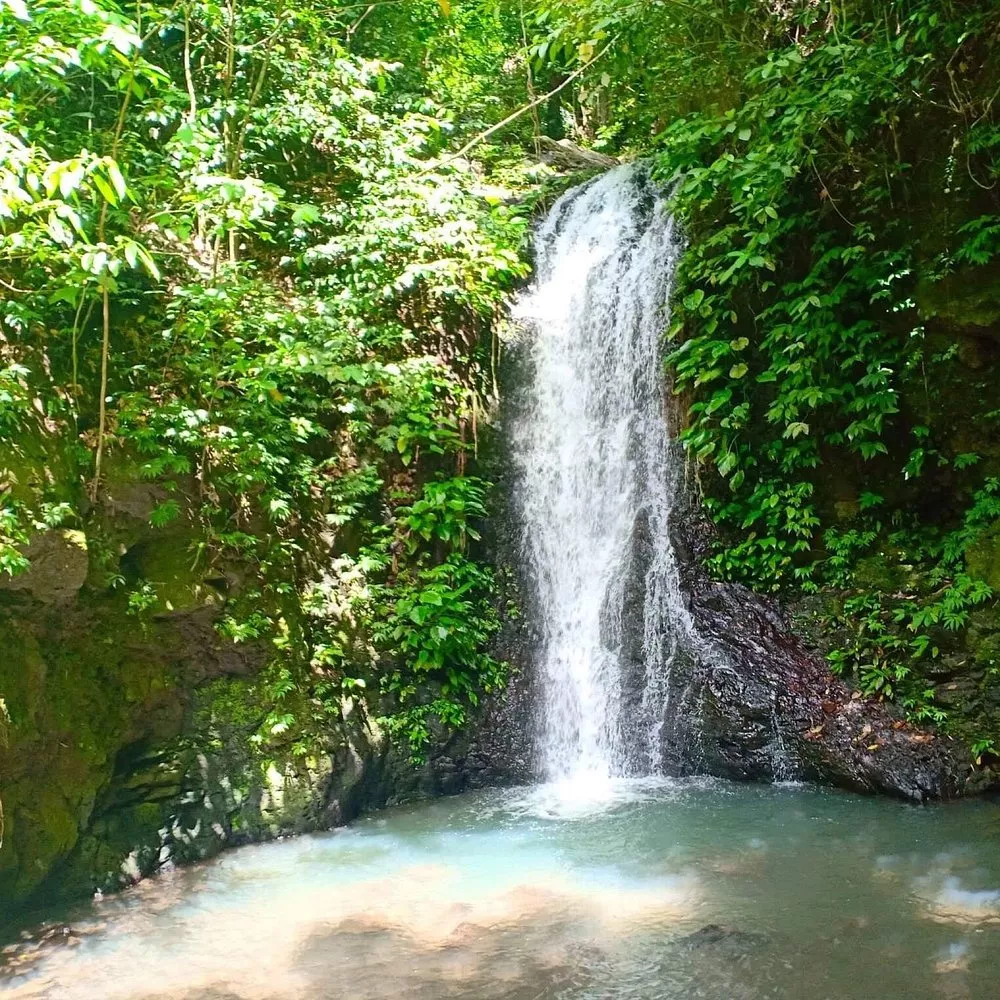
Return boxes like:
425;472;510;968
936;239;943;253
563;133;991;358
0;597;186;909
0;748;107;903
971;630;1000;671
853;553;908;592
127;530;223;612
0;530;88;604
966;520;1000;592
58;798;174;898
917;267;1000;339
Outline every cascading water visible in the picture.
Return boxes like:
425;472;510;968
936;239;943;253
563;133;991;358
511;163;697;787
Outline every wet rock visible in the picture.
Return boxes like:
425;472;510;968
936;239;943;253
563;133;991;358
668;501;984;801
680;923;769;952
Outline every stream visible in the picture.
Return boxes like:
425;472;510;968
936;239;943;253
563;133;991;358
4;780;1000;999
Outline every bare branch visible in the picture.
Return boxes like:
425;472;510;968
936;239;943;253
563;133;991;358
426;41;617;172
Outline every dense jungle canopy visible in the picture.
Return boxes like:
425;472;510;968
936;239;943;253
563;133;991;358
2;0;1000;911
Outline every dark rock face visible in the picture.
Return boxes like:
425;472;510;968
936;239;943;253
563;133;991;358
467;455;989;802
416;661;538;795
409;528;541;795
677;571;976;800
662;497;987;801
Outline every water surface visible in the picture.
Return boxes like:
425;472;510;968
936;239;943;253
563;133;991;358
4;780;1000;999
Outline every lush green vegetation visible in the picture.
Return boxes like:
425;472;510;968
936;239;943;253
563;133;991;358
4;0;1000;815
0;0;543;768
538;0;1000;754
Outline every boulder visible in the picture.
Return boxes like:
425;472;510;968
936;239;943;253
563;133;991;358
0;530;88;604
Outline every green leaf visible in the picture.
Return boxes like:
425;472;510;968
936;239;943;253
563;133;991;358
291;204;321;225
683;288;705;310
91;174;118;206
149;500;181;528
107;162;127;200
49;286;79;306
136;245;160;280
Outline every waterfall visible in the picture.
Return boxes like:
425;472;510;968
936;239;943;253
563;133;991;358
511;163;695;785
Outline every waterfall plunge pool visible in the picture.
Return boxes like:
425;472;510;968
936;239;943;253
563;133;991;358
4;779;1000;999
5;167;998;1000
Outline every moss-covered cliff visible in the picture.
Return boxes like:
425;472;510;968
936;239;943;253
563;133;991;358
0;501;524;920
0;0;540;923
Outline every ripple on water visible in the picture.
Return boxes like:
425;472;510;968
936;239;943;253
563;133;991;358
4;781;1000;1000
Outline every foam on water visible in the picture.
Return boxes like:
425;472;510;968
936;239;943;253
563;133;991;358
506;774;729;822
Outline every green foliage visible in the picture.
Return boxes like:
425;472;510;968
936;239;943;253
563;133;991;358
0;501;30;578
375;553;506;758
0;0;538;774
396;476;488;552
126;580;158;618
530;0;1000;750
298;474;506;760
653;0;1000;746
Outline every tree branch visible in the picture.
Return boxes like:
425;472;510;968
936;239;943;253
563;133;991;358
426;41;616;172
346;4;375;46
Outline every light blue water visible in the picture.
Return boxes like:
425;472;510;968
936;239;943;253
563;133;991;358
3;779;1000;999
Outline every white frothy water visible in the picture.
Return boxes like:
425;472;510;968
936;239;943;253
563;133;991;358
511;163;695;789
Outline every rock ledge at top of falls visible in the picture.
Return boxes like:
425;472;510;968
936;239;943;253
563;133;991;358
533;137;619;171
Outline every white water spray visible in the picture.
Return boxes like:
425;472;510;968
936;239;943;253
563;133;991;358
512;163;695;789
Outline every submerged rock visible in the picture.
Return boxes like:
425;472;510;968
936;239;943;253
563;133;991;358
680;923;769;953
